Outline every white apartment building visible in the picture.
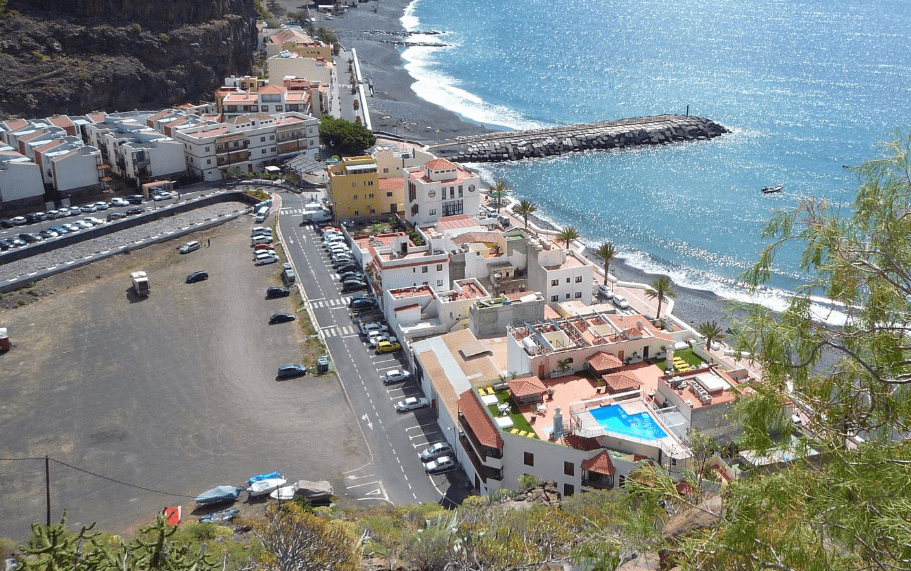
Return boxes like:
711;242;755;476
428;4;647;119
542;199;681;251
0;147;45;209
84;116;185;186
526;238;594;306
174;112;318;182
362;233;451;292
220;84;315;120
51;146;106;197
405;158;482;226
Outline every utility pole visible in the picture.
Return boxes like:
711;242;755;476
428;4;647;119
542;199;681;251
45;454;51;527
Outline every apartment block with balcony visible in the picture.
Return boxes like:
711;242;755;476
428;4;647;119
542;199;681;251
405;158;481;226
328;156;386;220
526;237;594;307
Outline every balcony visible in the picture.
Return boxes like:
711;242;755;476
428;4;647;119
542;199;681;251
458;435;503;482
581;474;614;490
458;415;503;461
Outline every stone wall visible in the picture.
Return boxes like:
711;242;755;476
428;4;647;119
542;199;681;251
425;115;729;163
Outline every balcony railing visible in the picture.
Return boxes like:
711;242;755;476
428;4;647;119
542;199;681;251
458;435;503;482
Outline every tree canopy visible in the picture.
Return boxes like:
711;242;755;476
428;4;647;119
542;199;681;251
319;116;376;156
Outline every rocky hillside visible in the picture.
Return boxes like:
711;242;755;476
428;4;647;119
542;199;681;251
0;0;257;119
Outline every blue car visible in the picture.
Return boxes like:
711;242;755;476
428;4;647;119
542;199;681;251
51;225;69;234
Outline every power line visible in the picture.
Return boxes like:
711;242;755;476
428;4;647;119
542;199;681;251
1;455;196;499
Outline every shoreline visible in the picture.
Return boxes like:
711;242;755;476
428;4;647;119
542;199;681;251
317;0;736;332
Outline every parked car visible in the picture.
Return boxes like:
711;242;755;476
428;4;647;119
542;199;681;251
423;456;456;474
26;212;46;223
9;216;27;226
252;243;275;252
251;226;270;235
395;397;429;413
62;223;80;233
51;225;69;234
186;270;209;283
255;250;277;261
153;191;173;201
335;264;359;275
39;229;59;239
179;241;201;254
125;194;144;204
269;312;296;324
80;204;97;213
86;217;104;225
368;334;391;349
65;207;82;217
338;271;363;282
93;201;109;210
349;296;376;311
282;263;296;284
332;257;356;268
376;340;402;354
252;236;274;245
341;279;367;292
126;207;145;216
612;294;629;310
382;369;411;385
45;210;61;219
598;284;614;300
0;218;15;228
255;255;280;266
420;443;454;462
107;211;126;221
266;286;291;299
74;220;93;229
19;232;43;243
277;364;307;379
360;322;389;336
110;197;130;207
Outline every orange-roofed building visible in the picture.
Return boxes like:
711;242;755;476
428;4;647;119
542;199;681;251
404;156;481;226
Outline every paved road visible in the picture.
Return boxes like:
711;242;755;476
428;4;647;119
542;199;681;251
278;193;469;507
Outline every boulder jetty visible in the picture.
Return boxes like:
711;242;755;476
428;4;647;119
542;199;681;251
425;114;729;163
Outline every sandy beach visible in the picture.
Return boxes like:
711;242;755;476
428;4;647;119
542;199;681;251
303;0;737;332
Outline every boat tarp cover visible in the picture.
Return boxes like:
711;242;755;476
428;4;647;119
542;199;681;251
195;486;242;503
247;471;282;485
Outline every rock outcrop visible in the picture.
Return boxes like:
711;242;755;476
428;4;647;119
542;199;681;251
0;0;257;119
425;115;729;163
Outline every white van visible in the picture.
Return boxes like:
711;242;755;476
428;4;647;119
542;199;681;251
254;206;270;223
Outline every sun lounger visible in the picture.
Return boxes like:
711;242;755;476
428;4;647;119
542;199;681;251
510;428;519;434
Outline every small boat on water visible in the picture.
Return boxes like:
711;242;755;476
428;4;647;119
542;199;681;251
195;485;243;505
248;477;287;498
761;185;783;194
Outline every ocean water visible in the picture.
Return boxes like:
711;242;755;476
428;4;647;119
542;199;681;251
399;0;911;315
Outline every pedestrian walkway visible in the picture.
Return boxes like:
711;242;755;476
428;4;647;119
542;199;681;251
321;325;357;338
309;296;353;309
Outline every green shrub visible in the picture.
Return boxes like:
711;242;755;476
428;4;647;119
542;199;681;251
158;33;169;43
518;474;541;491
132;23;141;33
32;50;45;60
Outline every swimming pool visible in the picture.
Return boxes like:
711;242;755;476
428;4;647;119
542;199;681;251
589;404;668;440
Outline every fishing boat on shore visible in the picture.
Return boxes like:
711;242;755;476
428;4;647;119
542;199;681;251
761;185;782;194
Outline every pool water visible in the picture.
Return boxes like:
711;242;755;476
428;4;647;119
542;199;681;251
590;404;668;441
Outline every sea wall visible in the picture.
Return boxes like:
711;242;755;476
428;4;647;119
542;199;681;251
425;115;728;163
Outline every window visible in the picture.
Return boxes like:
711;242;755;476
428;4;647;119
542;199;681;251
260;136;266;142
422;266;428;273
387;192;393;197
271;147;276;152
436;264;443;271
575;276;583;283
565;293;570;299
354;210;360;216
367;180;374;186
442;200;463;216
352;181;358;187
671;458;677;466
437;280;443;286
564;461;574;476
566;277;571;283
383;167;389;173
458;187;463;197
429;209;437;216
205;146;210;152
275;107;282;112
575;291;582;299
353;195;358;200
368;193;375;198
551;295;558;302
270;135;275;140
206;159;211;165
262;149;267;154
563;483;574;497
524;452;534;466
370;208;376;214
551;279;559;286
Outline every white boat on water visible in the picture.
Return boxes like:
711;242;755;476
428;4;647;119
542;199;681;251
248;478;287;498
269;484;297;501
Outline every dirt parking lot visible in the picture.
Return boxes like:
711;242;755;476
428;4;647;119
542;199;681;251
0;217;369;541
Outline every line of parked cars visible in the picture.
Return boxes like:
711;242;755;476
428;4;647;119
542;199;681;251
320;227;369;293
251;226;279;266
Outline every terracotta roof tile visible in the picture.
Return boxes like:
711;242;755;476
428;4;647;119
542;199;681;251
507;375;546;397
602;372;641;393
426;158;457;170
586;351;623;372
581;450;615;476
457;390;503;449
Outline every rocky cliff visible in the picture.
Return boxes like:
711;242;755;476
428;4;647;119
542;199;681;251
0;0;257;119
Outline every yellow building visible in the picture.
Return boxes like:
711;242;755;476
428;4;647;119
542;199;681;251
329;154;408;221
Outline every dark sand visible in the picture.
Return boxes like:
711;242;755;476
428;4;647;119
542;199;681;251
301;0;737;331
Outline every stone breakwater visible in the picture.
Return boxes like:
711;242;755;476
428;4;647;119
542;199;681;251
424;115;729;163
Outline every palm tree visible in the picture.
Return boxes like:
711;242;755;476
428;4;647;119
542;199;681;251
489;179;509;215
556;226;580;249
696;320;725;352
594;242;616;287
515;200;537;230
645;275;677;318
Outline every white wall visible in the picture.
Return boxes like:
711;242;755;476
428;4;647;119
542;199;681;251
0;160;44;202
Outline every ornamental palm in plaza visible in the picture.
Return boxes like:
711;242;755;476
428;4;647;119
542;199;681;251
595;242;616;287
515;200;537;230
644;275;676;318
